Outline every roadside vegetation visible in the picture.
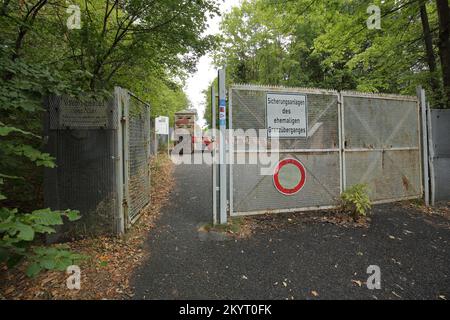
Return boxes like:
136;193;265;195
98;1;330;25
1;1;218;277
341;184;372;221
205;0;450;126
0;153;174;299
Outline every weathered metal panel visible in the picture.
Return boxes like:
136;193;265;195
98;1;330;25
344;150;421;201
342;94;421;202
430;109;450;201
232;152;340;214
231;88;339;150
48;95;117;130
231;85;340;215
230;84;422;216
343;96;419;149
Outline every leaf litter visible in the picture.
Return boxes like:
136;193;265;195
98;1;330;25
0;155;174;300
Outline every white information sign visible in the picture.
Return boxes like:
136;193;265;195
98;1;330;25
266;93;307;138
155;116;169;135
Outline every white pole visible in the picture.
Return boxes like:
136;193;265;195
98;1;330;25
114;87;125;234
426;102;435;206
418;87;429;206
228;87;233;217
212;86;217;225
340;93;347;191
218;68;227;224
338;92;343;193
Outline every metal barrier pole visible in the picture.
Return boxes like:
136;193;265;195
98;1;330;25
114;87;125;234
426;101;435;206
418;86;430;206
218;68;227;224
212;86;217;225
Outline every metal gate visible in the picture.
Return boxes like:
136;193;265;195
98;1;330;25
44;87;151;239
428;109;450;203
228;85;422;216
115;88;151;229
341;92;421;202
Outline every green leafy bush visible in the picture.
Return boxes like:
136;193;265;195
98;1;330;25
0;207;85;277
0;45;88;277
340;184;372;220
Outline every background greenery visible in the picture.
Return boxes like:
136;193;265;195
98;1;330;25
0;0;219;274
204;0;450;127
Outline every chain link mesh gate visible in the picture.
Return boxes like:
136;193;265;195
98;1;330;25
125;94;151;225
341;92;422;202
228;85;422;216
44;87;151;239
229;85;342;216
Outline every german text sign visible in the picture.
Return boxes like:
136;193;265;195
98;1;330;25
59;104;109;129
266;93;307;138
155;116;169;135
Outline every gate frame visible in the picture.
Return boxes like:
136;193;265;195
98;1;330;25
340;90;423;204
227;84;423;218
114;87;151;233
228;84;341;217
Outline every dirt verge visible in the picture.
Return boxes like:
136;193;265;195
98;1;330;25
0;154;174;300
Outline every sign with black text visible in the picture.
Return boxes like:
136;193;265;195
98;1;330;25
155;116;169;135
266;93;307;138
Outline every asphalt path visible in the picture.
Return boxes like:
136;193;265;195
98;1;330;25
132;159;450;300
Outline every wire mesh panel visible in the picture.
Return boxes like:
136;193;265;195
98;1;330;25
44;95;120;240
342;93;421;202
126;95;151;223
230;85;340;215
229;85;422;216
44;88;151;240
232;152;340;213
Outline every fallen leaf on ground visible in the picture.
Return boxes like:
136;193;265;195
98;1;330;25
351;280;363;287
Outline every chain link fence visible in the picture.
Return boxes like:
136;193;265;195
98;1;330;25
44;87;151;240
229;85;421;216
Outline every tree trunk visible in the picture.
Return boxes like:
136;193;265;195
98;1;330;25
436;0;450;108
420;2;442;107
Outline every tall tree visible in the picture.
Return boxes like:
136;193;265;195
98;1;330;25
436;0;450;107
214;0;447;108
420;1;442;107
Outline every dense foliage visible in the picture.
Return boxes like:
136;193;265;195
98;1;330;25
205;0;450;127
1;0;218;274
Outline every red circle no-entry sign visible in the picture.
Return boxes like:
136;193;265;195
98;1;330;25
273;158;306;195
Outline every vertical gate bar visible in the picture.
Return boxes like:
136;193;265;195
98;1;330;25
218;68;227;224
123;89;131;228
154;127;158;156
418;87;429;206
426;102;435;206
148;105;152;210
114;87;125;234
228;87;233;217
337;93;343;194
415;96;424;198
211;86;217;225
340;92;347;190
